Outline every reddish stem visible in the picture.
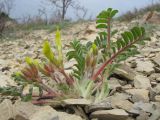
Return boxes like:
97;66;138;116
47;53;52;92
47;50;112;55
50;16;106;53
32;93;56;99
32;100;49;105
91;36;143;81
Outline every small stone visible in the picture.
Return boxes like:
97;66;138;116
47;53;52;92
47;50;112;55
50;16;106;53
148;102;160;119
0;73;15;87
118;79;127;86
0;59;9;66
127;118;135;120
154;66;160;73
156;77;160;82
122;84;132;90
136;111;149;120
129;101;155;114
30;107;83;120
87;102;112;113
148;87;156;101
153;84;160;94
104;93;131;104
24;44;30;49
140;47;152;56
91;109;129;120
151;81;157;86
108;78;121;89
112;100;133;112
136;60;154;75
63;99;91;106
149;109;160;120
64;60;76;71
149;73;160;81
14;101;41;120
134;75;151;89
129;61;137;68
125;89;149;102
152;53;160;66
156;31;160;37
57;112;83;120
148;53;156;58
22;51;37;58
155;95;160;102
0;75;8;87
0;99;14;120
29;106;58;120
114;64;136;81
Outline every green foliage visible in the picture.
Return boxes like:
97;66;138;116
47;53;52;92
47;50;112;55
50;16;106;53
113;27;145;62
0;86;21;96
66;40;86;80
91;8;148;80
0;8;148;104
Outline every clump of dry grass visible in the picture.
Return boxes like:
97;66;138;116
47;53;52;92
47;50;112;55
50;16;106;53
118;2;160;21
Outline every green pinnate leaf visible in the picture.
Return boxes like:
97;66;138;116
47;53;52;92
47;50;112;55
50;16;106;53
112;47;116;53
96;24;107;29
110;10;118;18
107;8;113;12
134;27;142;36
106;8;113;17
120;40;125;47
131;28;138;39
97;10;108;18
98;32;107;36
96;19;107;24
121;33;130;45
116;40;121;50
125;31;134;42
111;30;118;36
137;40;146;45
141;27;145;35
66;40;86;80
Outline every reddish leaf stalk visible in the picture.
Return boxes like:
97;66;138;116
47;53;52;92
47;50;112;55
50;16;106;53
32;94;56;99
40;82;58;96
32;100;51;105
91;36;143;81
60;69;74;86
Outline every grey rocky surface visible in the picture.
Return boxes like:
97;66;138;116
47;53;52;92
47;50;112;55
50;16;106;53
0;99;14;120
0;100;83;120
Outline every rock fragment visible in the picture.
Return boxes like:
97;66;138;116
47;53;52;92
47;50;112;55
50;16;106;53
114;64;136;81
125;89;149;102
134;74;151;89
91;109;129;120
